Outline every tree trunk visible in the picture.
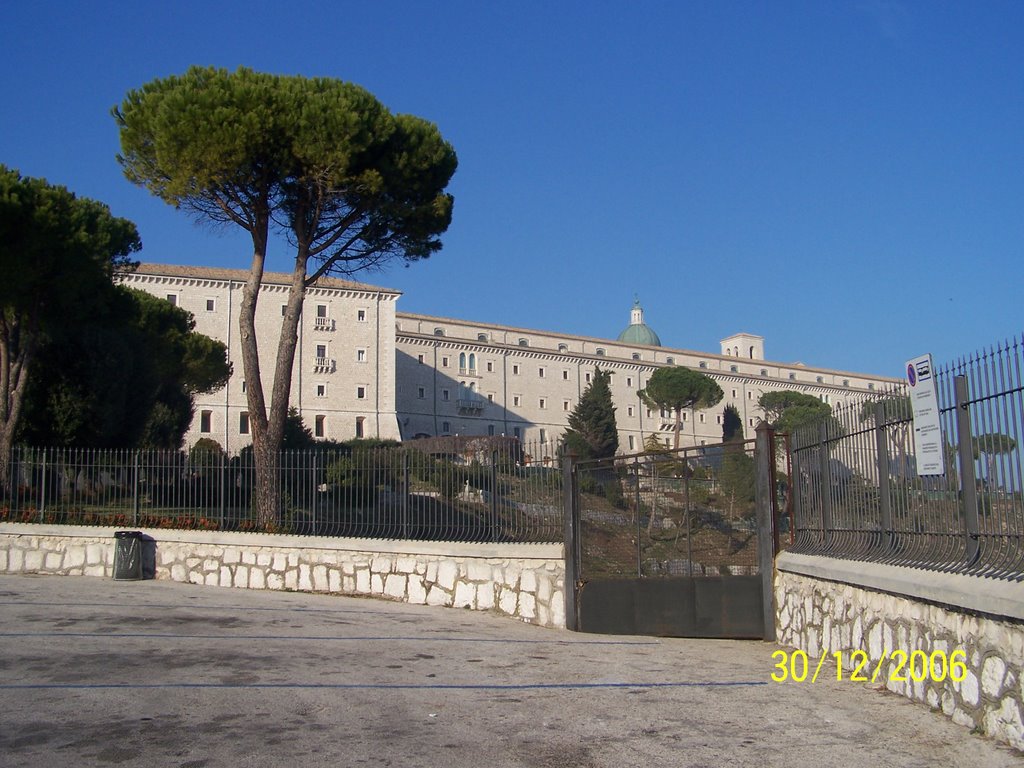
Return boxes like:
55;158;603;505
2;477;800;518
0;313;35;499
673;409;682;450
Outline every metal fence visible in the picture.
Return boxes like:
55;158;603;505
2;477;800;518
789;336;1023;581
0;439;563;544
573;439;762;580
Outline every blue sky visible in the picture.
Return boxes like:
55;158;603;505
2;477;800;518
3;1;1021;377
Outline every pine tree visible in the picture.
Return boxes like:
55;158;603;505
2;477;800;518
722;404;744;443
564;368;618;459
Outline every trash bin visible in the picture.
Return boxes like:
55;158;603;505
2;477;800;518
113;530;144;581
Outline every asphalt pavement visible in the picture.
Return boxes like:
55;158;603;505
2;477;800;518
0;573;1020;767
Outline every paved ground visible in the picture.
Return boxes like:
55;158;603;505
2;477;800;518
0;574;1020;768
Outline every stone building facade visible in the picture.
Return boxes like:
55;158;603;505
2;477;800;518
124;264;898;453
122;265;402;454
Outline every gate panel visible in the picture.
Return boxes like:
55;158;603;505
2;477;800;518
571;438;774;638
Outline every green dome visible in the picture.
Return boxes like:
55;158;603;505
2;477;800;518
617;298;662;346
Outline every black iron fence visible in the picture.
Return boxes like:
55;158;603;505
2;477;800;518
572;439;762;580
0;439;563;544
789;336;1023;581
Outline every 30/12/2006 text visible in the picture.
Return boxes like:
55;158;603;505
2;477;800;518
771;649;969;684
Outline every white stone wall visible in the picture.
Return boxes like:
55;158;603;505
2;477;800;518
776;564;1024;751
0;524;565;629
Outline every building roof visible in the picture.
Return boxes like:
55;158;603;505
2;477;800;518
129;263;402;295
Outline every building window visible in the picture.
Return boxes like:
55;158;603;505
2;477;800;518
748;391;753;399
486;393;494;402
868;383;875;391
316;383;327;398
205;298;215;312
540;428;547;443
538;367;545;378
434;328;445;337
488;425;495;436
563;400;571;411
716;415;722;424
731;389;737;398
487;361;494;373
441;389;449;401
166;293;178;306
200;410;212;433
513;427;521;438
357;309;366;322
356;417;365;438
789;372;796;380
314;415;325;438
730;365;738;373
628;435;635;450
632;353;641;361
239;412;250;435
459;352;466;372
596;348;605;356
442;421;450;433
558;344;568;353
816;376;824;383
417;386;425;399
699;361;707;369
843;379;850;387
761;369;768;377
241;380;247;393
666;357;674;365
417;354;424;364
749;418;755;426
626;377;633;388
518;338;529;347
681;411;687;421
316;343;327;359
513;364;520;375
562;370;569;380
281;304;288;316
357;386;367;399
513;395;522;407
627;406;635;418
468;353;477;373
357;349;367;362
477;333;488;342
442;356;449;367
699;413;705;423
316;304;327;319
585;373;591;383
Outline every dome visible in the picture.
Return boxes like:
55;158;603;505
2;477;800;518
617;298;661;346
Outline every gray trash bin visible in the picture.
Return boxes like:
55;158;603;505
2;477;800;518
113;530;144;580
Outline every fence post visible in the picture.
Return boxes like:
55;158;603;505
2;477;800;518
562;452;578;632
818;421;832;545
633;457;642;577
490;450;499;542
132;451;140;525
954;375;981;564
873;400;893;552
402;451;410;540
218;451;226;530
310;453;318;536
39;449;47;520
754;422;777;642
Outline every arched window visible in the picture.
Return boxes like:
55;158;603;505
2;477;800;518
518;338;529;347
699;361;707;369
632;353;641;361
596;348;606;356
749;346;755;358
733;346;739;356
459;352;467;371
558;343;568;353
730;365;738;373
666;357;674;365
477;333;488;342
433;328;444;337
468;353;476;372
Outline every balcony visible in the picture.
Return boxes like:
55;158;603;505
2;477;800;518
313;357;336;373
313;317;335;331
457;398;486;414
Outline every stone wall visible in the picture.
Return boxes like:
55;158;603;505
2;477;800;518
776;552;1023;751
0;523;565;628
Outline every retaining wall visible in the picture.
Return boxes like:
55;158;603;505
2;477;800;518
0;523;565;628
776;552;1024;751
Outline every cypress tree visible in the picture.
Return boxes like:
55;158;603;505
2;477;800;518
564;368;618;459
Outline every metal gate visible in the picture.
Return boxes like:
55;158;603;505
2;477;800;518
564;426;780;639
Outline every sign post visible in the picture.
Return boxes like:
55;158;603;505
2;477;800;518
905;354;945;476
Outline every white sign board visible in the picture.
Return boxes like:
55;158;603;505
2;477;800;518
906;353;946;476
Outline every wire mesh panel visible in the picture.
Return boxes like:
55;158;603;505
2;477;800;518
574;440;760;581
790;335;1024;581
